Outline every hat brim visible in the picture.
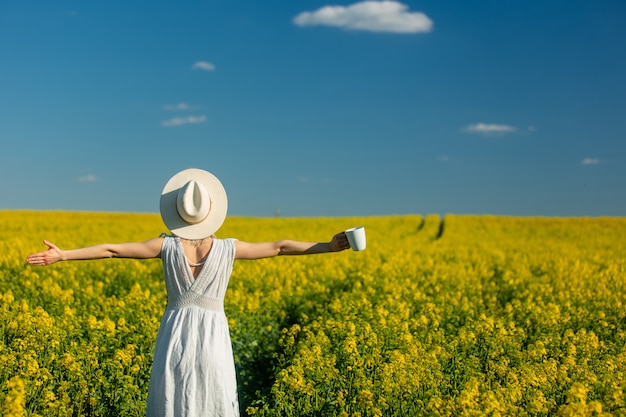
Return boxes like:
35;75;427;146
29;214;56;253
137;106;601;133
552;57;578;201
160;168;228;239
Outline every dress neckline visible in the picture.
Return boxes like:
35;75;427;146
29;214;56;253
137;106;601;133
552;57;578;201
175;237;216;283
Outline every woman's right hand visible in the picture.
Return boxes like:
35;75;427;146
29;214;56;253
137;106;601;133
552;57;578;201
330;232;350;252
26;240;64;266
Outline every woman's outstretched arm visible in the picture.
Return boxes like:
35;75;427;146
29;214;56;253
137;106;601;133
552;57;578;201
234;232;350;260
26;238;164;266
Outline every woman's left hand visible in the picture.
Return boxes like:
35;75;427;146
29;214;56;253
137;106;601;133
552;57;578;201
26;240;63;266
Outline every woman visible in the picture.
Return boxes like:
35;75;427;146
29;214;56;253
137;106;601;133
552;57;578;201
26;168;351;417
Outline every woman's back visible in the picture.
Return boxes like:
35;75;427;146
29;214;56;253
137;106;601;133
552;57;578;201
146;236;239;417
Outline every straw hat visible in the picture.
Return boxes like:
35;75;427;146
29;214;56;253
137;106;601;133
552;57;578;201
160;168;228;239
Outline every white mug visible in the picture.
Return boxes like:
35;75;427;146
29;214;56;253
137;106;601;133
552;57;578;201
345;226;366;251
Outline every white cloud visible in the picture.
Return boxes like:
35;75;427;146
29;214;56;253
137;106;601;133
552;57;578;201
437;155;450;162
192;61;215;71
162;115;207;127
581;158;601;165
293;1;433;34
77;174;97;183
163;102;192;110
462;123;518;135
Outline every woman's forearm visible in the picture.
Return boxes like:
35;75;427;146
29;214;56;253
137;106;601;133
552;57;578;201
27;239;163;266
61;245;117;261
26;241;115;266
234;233;349;260
277;240;332;256
62;240;163;260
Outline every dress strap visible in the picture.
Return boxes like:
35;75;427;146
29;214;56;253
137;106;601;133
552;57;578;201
166;292;224;312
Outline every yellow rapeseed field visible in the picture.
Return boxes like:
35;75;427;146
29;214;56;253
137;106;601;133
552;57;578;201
1;210;625;416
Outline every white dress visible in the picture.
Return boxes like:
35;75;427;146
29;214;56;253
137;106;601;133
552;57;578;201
146;236;239;417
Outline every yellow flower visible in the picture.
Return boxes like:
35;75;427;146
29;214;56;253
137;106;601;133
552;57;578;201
567;382;588;403
44;391;57;408
1;377;26;417
357;389;374;408
114;344;136;368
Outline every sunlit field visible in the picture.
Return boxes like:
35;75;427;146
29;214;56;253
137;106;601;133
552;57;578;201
1;211;625;416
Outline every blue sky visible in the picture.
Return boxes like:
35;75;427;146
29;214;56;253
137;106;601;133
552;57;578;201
1;0;625;217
